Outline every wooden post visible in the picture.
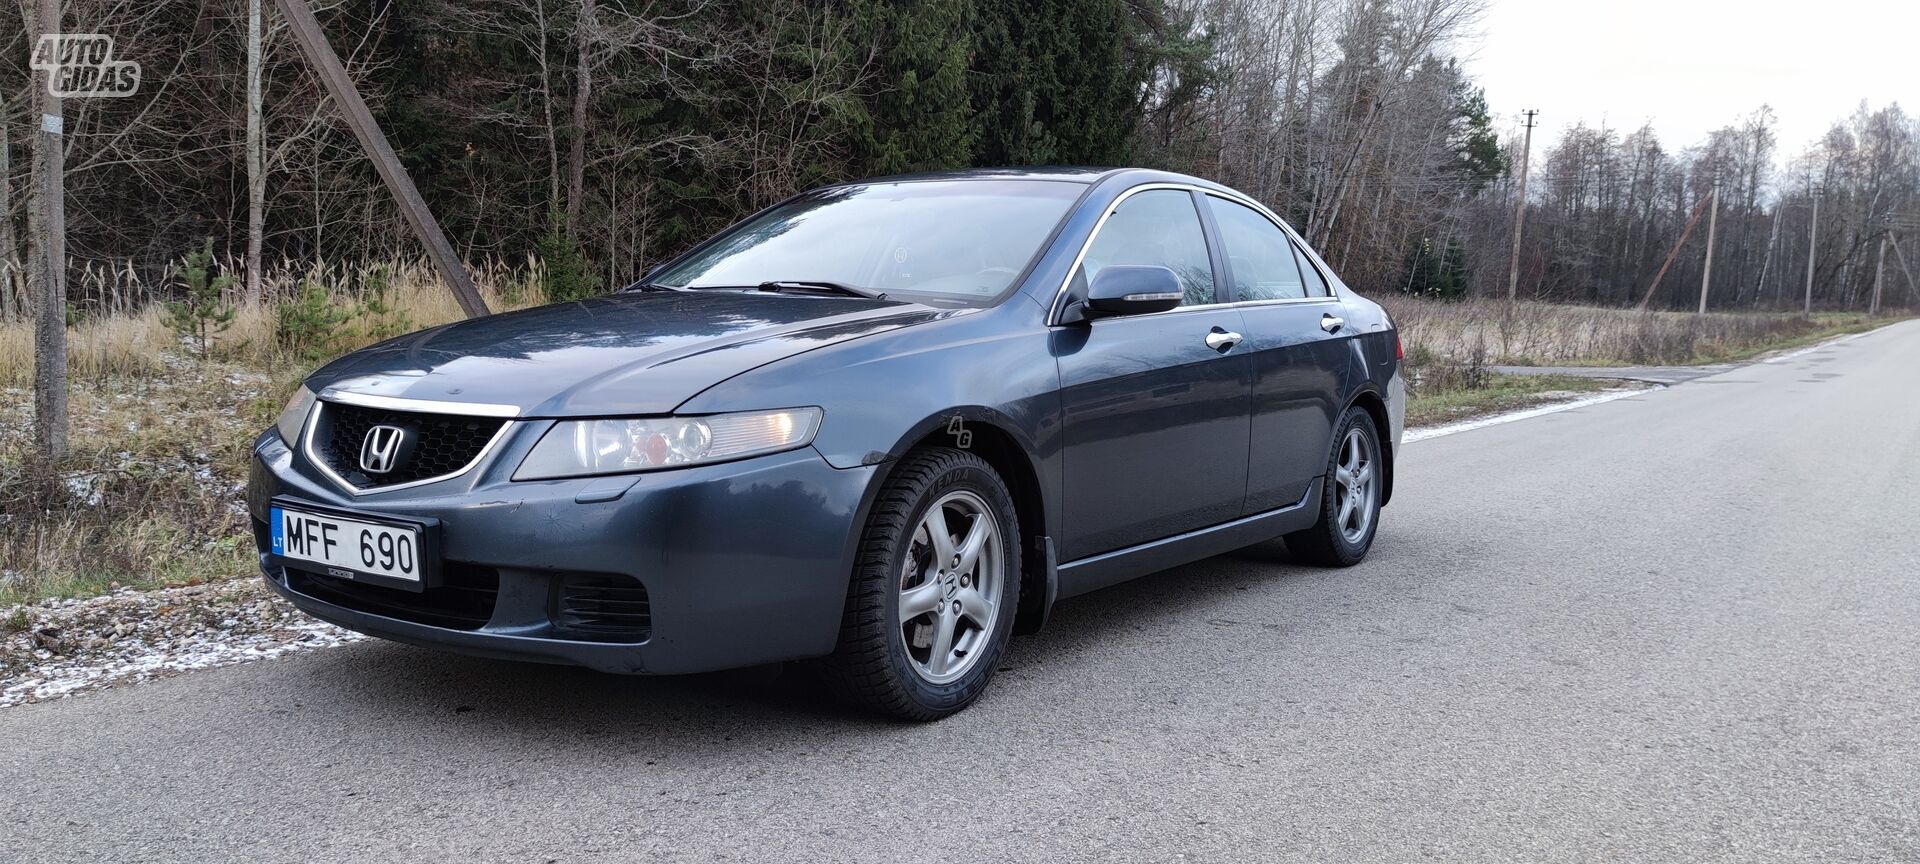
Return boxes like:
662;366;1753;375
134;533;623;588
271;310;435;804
1803;188;1820;315
270;0;490;318
30;7;70;460
1505;109;1537;302
1871;228;1887;316
244;0;266;304
1697;183;1719;315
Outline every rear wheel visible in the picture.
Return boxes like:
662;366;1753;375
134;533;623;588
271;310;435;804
1284;407;1382;567
816;448;1020;721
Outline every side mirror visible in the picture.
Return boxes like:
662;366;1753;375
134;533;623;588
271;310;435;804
1083;265;1184;318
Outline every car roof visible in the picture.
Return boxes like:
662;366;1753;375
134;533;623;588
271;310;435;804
823;166;1235;193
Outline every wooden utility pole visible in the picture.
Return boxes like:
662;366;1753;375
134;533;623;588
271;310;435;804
1505;109;1538;302
1754;200;1782;307
244;0;266;304
1697;182;1719;315
270;0;490;318
1803;186;1820;315
30;5;70;460
1871;221;1888;316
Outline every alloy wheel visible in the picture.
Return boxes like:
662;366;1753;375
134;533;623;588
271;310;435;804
897;490;1004;684
1333;426;1377;545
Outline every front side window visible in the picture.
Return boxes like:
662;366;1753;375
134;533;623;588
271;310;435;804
1207;196;1306;301
651;180;1085;307
1079;189;1216;306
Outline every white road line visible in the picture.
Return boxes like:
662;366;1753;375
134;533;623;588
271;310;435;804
1405;388;1651;444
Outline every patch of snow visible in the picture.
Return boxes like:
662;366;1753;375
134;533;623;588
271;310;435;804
1;581;367;709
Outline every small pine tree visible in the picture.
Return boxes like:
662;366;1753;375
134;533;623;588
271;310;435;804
1402;237;1473;300
537;210;601;303
354;264;413;344
274;277;356;361
165;239;237;359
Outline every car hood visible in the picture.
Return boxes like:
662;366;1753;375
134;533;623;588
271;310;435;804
307;291;947;417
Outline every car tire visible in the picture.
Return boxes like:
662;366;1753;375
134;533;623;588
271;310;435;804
1283;406;1383;568
816;447;1022;721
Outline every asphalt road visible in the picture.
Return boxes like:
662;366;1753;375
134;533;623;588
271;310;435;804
4;322;1917;863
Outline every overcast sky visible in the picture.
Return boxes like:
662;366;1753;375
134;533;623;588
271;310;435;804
1466;0;1917;161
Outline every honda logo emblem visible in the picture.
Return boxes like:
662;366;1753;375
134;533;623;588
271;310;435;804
359;425;407;475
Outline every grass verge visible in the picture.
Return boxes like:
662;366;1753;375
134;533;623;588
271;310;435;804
1405;374;1625;428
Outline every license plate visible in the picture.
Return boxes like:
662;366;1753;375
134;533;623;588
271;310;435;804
270;504;425;590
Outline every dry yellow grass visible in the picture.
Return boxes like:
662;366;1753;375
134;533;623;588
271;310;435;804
0;258;546;386
1381;297;1892;367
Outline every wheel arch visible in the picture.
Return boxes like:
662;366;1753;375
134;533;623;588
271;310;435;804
858;410;1056;636
1344;387;1394;507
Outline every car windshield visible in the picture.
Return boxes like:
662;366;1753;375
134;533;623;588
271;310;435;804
648;180;1085;307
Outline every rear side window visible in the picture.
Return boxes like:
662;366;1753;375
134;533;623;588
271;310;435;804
1080;189;1216;306
1206;196;1305;301
1293;242;1332;297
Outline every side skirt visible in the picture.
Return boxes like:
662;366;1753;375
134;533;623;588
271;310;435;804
1054;479;1322;601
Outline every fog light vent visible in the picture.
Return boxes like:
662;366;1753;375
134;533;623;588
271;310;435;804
552;573;652;643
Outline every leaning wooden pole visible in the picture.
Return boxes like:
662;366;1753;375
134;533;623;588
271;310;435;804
1637;193;1713;311
271;0;490;318
1892;234;1918;304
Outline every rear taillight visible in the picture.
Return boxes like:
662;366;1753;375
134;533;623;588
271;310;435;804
1394;332;1404;361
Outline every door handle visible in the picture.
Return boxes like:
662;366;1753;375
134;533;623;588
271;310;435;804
1205;328;1242;352
1320;314;1346;333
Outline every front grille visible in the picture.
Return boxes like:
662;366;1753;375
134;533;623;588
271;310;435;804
314;402;507;490
551;573;653;643
285;561;501;630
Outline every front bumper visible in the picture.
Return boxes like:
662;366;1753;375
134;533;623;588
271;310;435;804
247;424;876;675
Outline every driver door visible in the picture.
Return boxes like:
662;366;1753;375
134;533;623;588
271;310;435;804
1053;188;1253;561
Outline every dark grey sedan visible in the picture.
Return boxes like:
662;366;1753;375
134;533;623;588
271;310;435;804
248;168;1405;720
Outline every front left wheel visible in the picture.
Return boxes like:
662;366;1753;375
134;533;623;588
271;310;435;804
816;447;1021;721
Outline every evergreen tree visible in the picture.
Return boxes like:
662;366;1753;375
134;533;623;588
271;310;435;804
849;0;976;175
969;0;1160;166
1448;74;1507;194
164;240;236;360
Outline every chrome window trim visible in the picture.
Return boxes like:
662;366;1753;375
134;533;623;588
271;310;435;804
1047;183;1341;326
317;389;522;418
1047;182;1215;326
302;398;521;497
1198;191;1343;302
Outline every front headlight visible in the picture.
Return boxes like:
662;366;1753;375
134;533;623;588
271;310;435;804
275;385;317;445
513;407;823;480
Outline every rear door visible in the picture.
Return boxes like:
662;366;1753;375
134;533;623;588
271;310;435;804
1201;194;1351;514
1054;188;1252;560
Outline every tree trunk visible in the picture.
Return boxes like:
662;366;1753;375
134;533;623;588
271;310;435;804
30;3;70;460
245;0;266;303
565;0;594;238
0;115;18;321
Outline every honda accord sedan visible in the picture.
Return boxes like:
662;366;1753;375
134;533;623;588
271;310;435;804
249;167;1404;720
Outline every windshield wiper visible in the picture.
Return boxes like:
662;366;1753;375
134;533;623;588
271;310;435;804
756;280;889;301
622;281;685;293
